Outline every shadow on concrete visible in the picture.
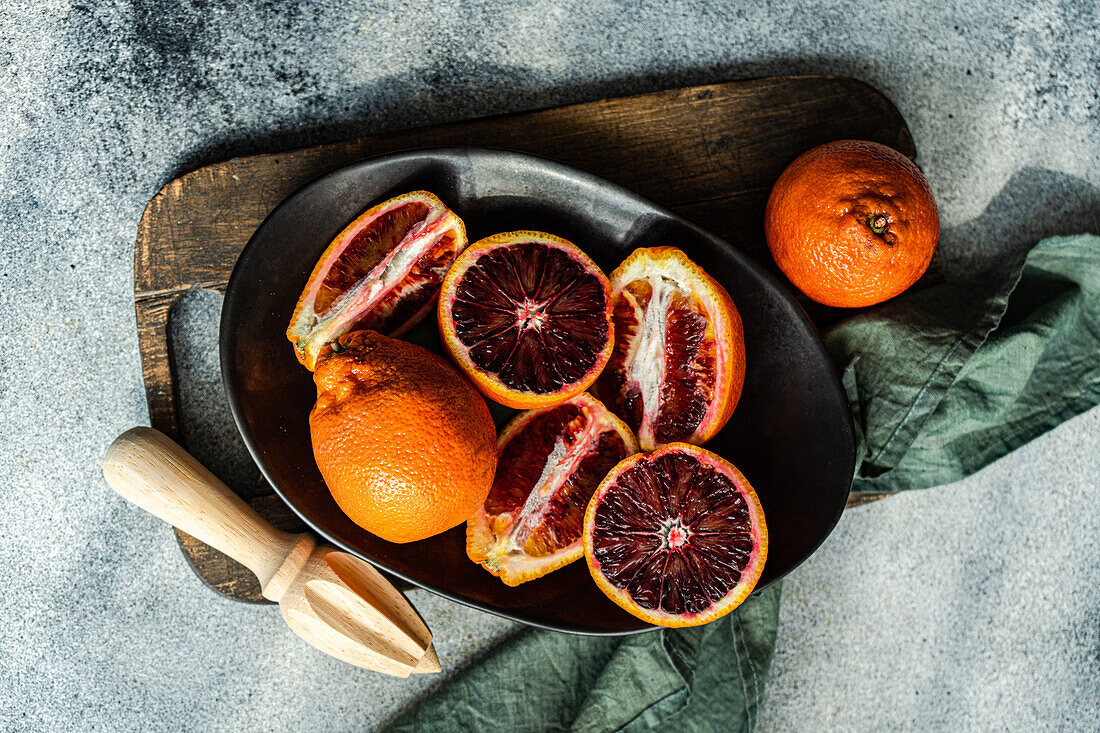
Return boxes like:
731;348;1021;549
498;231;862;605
938;167;1100;277
160;53;907;188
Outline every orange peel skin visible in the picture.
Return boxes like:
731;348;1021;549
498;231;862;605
765;140;939;308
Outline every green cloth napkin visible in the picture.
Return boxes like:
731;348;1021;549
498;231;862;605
388;234;1100;732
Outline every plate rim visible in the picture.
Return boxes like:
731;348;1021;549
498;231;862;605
220;145;855;635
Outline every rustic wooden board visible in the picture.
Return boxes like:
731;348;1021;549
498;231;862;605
135;75;913;603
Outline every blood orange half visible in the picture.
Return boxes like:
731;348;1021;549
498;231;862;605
438;231;614;409
591;247;745;451
467;393;638;586
287;191;467;370
582;443;767;627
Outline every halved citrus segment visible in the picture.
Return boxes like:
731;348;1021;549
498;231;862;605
438;231;614;409
467;393;638;586
590;247;745;451
287;191;467;370
582;442;767;627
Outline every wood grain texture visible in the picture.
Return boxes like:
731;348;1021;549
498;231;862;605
134;75;910;602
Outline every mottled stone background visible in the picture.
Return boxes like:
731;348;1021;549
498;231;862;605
1;1;1097;730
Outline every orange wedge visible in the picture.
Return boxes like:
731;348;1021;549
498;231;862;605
467;393;637;585
591;247;745;450
287;191;466;370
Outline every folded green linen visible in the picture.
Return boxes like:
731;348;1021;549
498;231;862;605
388;234;1100;732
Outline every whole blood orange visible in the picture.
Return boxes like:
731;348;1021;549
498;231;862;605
591;247;745;451
764;140;939;308
583;443;767;628
309;330;497;544
438;231;614;409
288;191;467;370
466;393;638;586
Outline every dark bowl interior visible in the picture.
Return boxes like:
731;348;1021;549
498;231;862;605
221;147;854;634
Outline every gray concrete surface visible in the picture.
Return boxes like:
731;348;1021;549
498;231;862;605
0;1;1097;730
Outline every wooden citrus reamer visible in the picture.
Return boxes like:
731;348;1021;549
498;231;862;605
103;427;439;677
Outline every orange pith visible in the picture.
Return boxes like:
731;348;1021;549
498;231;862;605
438;231;614;409
590;247;745;451
582;443;767;628
288;191;467;370
309;330;497;544
764;139;940;308
466;393;638;586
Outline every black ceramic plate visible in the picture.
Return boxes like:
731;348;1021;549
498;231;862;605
221;147;854;635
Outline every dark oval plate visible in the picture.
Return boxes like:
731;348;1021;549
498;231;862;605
221;147;854;635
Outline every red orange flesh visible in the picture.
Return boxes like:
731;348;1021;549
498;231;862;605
467;393;638;585
583;443;767;627
288;191;467;370
438;231;614;409
591;247;745;450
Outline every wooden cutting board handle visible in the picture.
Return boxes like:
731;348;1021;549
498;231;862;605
103;427;301;592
